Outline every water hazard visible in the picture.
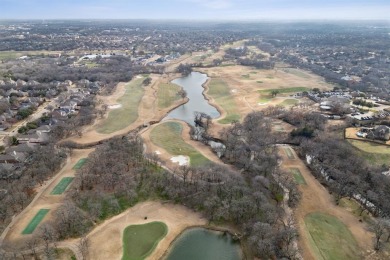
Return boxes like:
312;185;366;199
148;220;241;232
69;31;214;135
165;228;241;260
164;72;220;125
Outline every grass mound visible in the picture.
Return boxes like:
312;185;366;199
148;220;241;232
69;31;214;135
207;78;240;124
122;222;167;260
347;140;390;166
305;212;360;260
157;83;181;109
51;177;74;195
22;209;50;234
150;122;210;166
96;77;145;134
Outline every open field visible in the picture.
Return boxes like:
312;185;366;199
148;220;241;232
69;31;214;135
50;177;74;195
339;198;372;223
72;158;87;170
206;78;240;124
157;83;181;109
96;77;146;134
150;121;210;167
21;209;50;235
305;212;360;260
289;168;306;185
0;50;61;60
86;201;207;260
122;222;168;260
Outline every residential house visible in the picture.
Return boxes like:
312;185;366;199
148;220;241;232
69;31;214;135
367;125;390;141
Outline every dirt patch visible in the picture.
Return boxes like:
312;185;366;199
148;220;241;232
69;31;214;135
278;145;375;259
86;201;207;260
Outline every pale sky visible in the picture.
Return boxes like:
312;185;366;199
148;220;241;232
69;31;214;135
1;0;390;20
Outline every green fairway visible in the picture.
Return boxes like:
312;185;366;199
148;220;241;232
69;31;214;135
284;147;295;159
122;222;168;260
347;140;390;166
22;209;50;235
157;83;181;109
51;177;74;195
305;212;360;260
289;168;306;185
280;99;299;107
258;87;309;95
207;78;240;124
73;158;87;170
150;122;210;166
281;68;311;78
96;77;146;134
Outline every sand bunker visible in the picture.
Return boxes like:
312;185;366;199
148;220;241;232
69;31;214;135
170;155;189;166
107;104;122;109
155;150;161;155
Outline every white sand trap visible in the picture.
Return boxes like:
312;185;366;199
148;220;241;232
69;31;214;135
258;102;269;106
107;104;122;109
155;150;161;155
170;155;189;166
231;89;237;93
136;75;143;79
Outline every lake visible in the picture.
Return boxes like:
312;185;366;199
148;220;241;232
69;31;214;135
165;228;241;260
164;72;220;125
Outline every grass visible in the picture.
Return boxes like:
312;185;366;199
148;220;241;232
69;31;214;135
258;87;310;95
289;168;306;184
0;50;57;60
339;198;372;223
258;97;272;103
51;177;74;195
280;99;299;106
282;68;311;79
347;140;390;167
73;158;87;170
122;222;168;260
150;122;210;166
241;74;250;79
284;147;295;159
207;78;240;124
22;209;50;234
305;212;360;260
256;81;264;84
157;83;181;109
96;77;145;134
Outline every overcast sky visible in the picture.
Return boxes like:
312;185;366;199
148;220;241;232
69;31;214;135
2;0;390;20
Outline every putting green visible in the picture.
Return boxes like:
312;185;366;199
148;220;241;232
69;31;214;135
22;209;50;235
51;177;74;195
122;222;168;260
305;212;360;260
73;158;87;170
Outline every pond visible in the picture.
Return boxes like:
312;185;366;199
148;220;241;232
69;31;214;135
165;228;242;260
164;72;220;125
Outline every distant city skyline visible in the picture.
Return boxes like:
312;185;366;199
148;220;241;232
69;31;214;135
1;0;390;20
